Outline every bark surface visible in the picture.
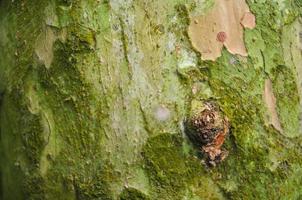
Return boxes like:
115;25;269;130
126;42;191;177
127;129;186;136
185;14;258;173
0;0;302;199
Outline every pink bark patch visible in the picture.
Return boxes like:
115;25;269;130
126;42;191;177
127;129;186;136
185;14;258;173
188;0;256;61
241;12;256;29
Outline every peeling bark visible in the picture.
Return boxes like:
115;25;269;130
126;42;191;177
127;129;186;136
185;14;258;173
188;0;256;61
0;0;302;199
263;78;282;133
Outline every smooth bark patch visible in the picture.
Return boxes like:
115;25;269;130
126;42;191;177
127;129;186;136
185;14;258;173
35;27;67;68
188;0;256;61
263;78;282;132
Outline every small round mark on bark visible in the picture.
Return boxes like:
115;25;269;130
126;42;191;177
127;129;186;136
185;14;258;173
216;31;227;43
154;105;170;122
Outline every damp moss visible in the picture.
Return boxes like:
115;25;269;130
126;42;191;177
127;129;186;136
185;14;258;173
69;25;96;51
142;133;187;186
1;0;302;199
142;133;220;198
177;2;302;199
0;0;113;198
142;133;227;199
142;133;198;199
24;173;46;200
119;187;150;200
271;65;300;137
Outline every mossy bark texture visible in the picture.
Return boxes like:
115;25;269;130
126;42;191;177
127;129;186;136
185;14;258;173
0;0;302;199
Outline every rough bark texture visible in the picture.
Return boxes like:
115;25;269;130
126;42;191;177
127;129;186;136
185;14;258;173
0;0;302;199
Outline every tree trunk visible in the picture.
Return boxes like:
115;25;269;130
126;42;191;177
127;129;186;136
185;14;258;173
0;0;301;199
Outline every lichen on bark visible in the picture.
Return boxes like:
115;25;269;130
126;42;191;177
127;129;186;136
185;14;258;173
0;0;302;199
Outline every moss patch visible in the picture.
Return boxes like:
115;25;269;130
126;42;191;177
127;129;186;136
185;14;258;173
119;187;150;200
271;65;300;137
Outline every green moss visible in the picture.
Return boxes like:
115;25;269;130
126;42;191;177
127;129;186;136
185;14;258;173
66;165;114;200
119;187;150;200
142;133;191;199
143;133;227;199
271;65;300;137
69;25;96;51
205;55;264;132
56;0;73;7
24;174;46;200
1;0;302;199
31;4;114;197
3;0;111;198
143;133;187;185
294;0;302;8
0;94;28;199
184;2;302;198
6;0;48;88
20;111;45;166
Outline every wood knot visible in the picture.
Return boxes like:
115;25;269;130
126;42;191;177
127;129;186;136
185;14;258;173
185;101;230;167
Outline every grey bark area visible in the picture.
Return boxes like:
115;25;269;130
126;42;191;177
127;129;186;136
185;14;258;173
0;0;302;199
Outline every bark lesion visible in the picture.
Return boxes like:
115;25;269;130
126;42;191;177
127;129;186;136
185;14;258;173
185;100;229;166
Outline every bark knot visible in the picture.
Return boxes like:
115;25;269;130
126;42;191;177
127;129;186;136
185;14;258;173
185;101;230;167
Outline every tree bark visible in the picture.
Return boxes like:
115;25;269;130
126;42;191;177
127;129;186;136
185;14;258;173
0;0;302;199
